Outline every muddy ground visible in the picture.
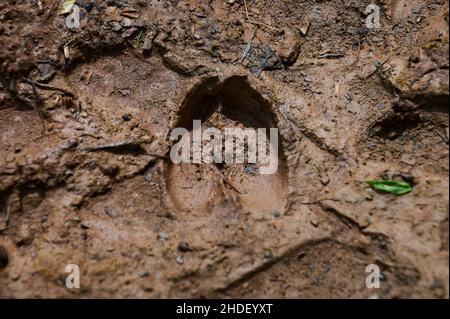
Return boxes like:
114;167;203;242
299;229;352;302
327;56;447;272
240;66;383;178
0;0;448;298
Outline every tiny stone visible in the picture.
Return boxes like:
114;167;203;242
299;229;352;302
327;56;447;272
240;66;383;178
319;172;330;185
264;250;273;260
84;3;94;12
310;216;320;227
120;17;132;28
111;21;122;32
105;207;114;217
122;27;138;38
401;154;416;166
272;211;281;218
122;113;132;121
209;26;217;35
158;232;170;241
376;103;385;110
372;36;381;43
379;239;389;250
194;39;205;47
60;138;78;150
388;131;398;139
177;241;191;252
176;255;184;265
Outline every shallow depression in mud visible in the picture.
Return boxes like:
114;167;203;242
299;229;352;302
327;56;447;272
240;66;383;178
166;76;288;217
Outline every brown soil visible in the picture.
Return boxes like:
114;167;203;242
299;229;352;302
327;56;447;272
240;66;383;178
0;0;448;298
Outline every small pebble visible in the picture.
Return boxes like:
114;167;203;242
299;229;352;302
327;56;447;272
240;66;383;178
158;232;170;241
84;3;94;12
120;17;132;28
388;131;398;139
144;172;152;183
376;103;385;110
177;241;191;252
122;113;132;121
104;207;114;217
209;26;217;35
272;211;281;218
379;239;389;250
264;251;273;260
310;217;320;228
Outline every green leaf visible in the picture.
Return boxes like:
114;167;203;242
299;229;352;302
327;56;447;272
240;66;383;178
58;0;76;15
136;30;144;48
367;180;412;196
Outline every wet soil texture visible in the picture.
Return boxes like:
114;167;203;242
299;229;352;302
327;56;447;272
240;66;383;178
0;0;448;298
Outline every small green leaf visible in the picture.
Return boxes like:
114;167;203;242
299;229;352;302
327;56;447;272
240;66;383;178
58;0;76;15
367;180;412;196
136;30;144;48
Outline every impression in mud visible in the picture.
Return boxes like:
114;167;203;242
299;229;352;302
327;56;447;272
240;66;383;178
0;0;448;301
169;120;279;175
165;76;288;217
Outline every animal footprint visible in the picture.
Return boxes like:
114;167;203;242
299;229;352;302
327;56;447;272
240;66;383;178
166;76;288;217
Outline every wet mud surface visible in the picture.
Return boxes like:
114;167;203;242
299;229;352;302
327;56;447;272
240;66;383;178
0;0;448;298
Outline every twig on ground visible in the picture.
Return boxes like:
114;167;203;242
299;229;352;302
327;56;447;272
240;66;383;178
212;164;242;194
82;138;167;159
243;0;250;19
240;30;255;63
435;128;449;144
318;53;344;59
367;59;398;96
28;75;47;131
22;78;75;97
